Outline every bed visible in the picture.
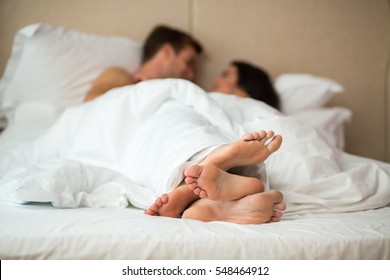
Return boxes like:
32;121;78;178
1;1;390;261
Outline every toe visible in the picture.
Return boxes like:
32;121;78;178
258;130;267;139
270;190;284;204
150;204;158;212
269;216;280;222
187;182;197;190
265;135;283;154
155;198;163;207
160;194;169;204
274;202;286;211
185;177;195;185
273;211;283;218
199;190;207;199
252;132;260;139
242;133;255;141
145;208;155;215
184;165;202;178
265;130;275;139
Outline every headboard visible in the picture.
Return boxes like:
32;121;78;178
1;0;389;162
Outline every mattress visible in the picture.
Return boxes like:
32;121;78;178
1;199;389;260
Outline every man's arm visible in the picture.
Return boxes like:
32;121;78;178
84;67;134;102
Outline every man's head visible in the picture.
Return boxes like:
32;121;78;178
141;25;203;81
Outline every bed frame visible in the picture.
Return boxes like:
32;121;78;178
0;0;389;162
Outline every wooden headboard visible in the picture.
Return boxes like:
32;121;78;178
1;0;389;162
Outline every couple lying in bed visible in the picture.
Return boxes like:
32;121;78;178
84;25;285;224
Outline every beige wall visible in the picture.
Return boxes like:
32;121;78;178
387;28;390;162
1;0;390;162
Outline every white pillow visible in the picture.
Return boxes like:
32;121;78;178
291;107;352;150
0;25;39;106
275;74;344;115
0;23;142;124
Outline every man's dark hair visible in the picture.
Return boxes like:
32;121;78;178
142;25;203;63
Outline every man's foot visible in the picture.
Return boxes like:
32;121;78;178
182;190;286;224
184;164;264;200
201;130;282;171
144;184;198;218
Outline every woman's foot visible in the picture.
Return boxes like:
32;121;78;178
201;130;282;171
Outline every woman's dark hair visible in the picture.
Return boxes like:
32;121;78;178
232;61;280;109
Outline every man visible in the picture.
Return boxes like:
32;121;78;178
84;25;203;101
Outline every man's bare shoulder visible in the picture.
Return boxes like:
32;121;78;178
84;67;135;102
96;67;134;85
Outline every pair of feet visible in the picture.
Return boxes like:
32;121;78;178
145;130;286;224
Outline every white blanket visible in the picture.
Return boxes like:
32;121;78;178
0;79;389;214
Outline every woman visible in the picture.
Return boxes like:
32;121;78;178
212;61;280;110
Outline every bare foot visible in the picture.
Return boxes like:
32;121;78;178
182;190;286;224
201;130;282;171
144;184;198;218
268;200;287;222
184;164;264;200
145;130;283;218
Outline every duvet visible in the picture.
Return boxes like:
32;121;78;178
0;79;389;214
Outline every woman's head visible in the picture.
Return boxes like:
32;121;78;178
212;61;280;109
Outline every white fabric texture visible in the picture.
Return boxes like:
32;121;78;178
0;79;389;214
1;202;389;260
290;107;352;149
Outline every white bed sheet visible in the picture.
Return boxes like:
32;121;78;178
1;199;389;260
